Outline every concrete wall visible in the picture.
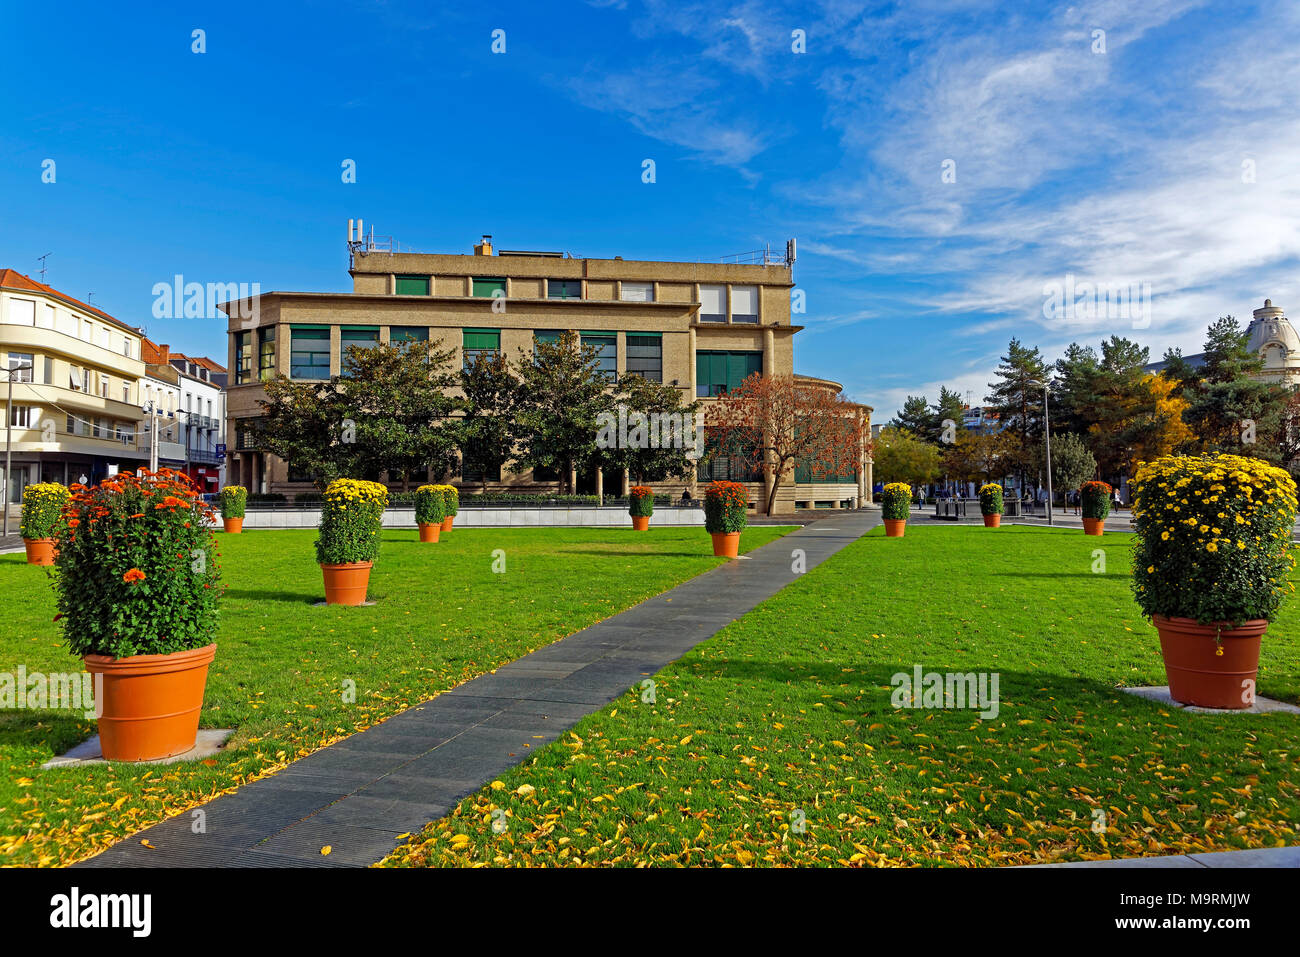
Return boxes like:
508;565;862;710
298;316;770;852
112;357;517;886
228;506;707;529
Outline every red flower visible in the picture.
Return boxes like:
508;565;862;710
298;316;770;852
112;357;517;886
123;568;147;583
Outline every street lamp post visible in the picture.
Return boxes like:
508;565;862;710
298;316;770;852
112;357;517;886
3;361;35;538
1027;378;1054;527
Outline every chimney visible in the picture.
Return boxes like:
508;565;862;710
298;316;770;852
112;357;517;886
474;234;493;256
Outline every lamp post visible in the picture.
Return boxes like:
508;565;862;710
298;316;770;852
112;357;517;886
3;361;35;538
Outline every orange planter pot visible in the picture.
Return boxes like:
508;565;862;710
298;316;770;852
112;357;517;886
982;513;1001;528
632;516;650;531
418;522;441;543
1154;615;1266;709
710;531;740;557
320;561;374;606
83;644;217;762
884;519;907;537
1083;517;1104;536
441;516;454;532
222;517;243;534
23;537;57;565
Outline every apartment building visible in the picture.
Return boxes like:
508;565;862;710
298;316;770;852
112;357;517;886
139;340;228;491
0;269;147;503
221;234;871;514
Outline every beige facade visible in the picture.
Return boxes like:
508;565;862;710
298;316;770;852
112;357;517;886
1;272;148;503
221;237;870;514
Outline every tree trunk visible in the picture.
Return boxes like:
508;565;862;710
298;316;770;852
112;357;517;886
766;474;782;516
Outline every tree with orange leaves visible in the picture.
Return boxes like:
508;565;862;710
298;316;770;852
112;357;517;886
705;374;867;515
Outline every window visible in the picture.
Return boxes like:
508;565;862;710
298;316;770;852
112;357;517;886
99;375;109;398
547;279;582;299
472;277;507;298
235;331;253;384
80;319;92;342
697;429;762;483
7;353;34;381
533;329;564;359
290;326;330;379
258;326;275;380
696;350;762;397
395;275;430;296
390;327;429;344
620;281;654;303
9;405;31;428
39;304;55;329
69;367;82;390
7;298;35;325
122;382;131;403
625;334;663;383
581;333;617;380
341;327;379;370
699;284;726;323
98;326;109;348
66;414;74;434
92;418;105;439
43;357;53;384
123;337;132;357
463;329;501;367
82;368;92;393
731;285;758;323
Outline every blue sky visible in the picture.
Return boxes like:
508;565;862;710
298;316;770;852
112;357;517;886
3;0;1298;420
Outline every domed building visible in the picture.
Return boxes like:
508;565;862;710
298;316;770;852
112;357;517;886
1245;299;1300;387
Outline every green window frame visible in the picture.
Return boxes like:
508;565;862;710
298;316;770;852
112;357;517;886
341;326;379;371
389;326;429;344
581;333;617;380
290;326;330;380
472;277;507;298
625;333;662;383
463;328;501;367
395;275;430;296
547;279;582;299
695;350;761;397
258;327;275;380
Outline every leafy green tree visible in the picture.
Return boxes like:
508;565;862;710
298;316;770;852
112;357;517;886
889;395;933;436
257;340;461;488
930;386;967;442
513;332;618;493
1036;432;1096;501
873;427;941;487
985;338;1048;487
1182;316;1289;461
597;374;702;485
459;351;522;493
1051;342;1100;437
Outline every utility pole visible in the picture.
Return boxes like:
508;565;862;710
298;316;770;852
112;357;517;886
1043;385;1053;527
3;361;35;537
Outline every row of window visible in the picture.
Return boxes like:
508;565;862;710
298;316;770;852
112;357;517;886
3;297;138;357
5;351;134;403
390;276;760;323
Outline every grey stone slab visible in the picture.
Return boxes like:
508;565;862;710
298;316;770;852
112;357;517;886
310;795;449;831
43;729;236;769
1122;685;1300;714
1028;855;1209;869
354;774;488;806
1187;845;1300;868
249;819;409;866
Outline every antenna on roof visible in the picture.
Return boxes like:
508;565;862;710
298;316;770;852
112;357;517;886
37;253;50;283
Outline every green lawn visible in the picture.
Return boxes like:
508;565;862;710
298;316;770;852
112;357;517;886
0;524;790;866
383;525;1300;868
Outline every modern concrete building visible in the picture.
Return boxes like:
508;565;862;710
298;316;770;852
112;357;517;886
0;269;148;504
221;233;872;514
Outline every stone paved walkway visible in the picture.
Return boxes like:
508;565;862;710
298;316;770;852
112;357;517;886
77;513;879;868
1026;845;1300;868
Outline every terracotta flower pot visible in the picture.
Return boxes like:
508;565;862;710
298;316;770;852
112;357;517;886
418;522;441;543
710;531;740;557
632;516;650;531
1154;615;1266;710
320;561;374;606
441;516;454;532
983;514;1001;528
222;517;243;534
83;644;217;762
884;519;907;537
23;537;57;565
1083;517;1104;536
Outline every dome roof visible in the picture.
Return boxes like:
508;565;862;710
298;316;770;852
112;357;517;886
1246;300;1300;357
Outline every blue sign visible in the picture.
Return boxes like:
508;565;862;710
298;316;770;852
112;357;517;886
215;444;227;459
